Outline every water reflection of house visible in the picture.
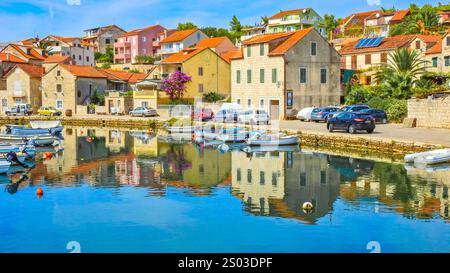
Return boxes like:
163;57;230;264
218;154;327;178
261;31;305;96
105;129;133;153
158;142;231;189
231;151;341;223
131;132;158;157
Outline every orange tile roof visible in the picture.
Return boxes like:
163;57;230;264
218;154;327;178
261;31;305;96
426;39;442;55
0;53;27;63
269;28;313;56
160;47;206;63
197;36;227;48
269;8;310;20
390;10;410;23
242;32;293;45
220;50;242;63
44;55;71;63
340;10;380;26
15;63;45;78
9;44;45;60
119;25;163;38
161;28;199;43
60;64;107;78
339;35;423;55
128;73;147;83
98;69;147;83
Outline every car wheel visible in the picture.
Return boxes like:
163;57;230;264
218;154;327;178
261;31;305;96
328;124;334;132
348;125;357;134
367;129;374;134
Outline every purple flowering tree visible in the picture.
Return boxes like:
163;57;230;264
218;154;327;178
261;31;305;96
162;71;192;101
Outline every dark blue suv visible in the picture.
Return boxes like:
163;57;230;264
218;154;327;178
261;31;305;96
327;112;375;134
359;109;388;124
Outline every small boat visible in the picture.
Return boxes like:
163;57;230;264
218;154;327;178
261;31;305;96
6;121;64;135
242;145;301;153
404;149;450;164
217;130;249;143
0;144;36;157
0;134;59;146
0;161;11;174
246;132;300;146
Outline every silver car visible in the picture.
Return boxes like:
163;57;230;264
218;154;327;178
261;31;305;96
129;107;158;117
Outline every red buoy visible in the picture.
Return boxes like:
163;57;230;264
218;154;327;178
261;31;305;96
44;152;53;160
36;188;44;198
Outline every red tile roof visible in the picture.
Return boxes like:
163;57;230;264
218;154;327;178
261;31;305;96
160;47;207;63
15;63;45;78
242;32;293;45
197;36;228;48
161;28;199;43
426;39;442;55
44;55;71;63
390;10;410;23
269;8;310;20
9;44;45;60
119;25;163;38
340;10;380;26
269;28;313;56
98;69;147;83
60;64;107;78
0;53;27;63
220;50;242;63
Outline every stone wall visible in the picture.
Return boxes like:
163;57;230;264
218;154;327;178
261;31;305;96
407;96;450;129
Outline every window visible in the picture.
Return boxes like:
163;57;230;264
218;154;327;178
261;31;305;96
56;84;62;92
141;101;148;108
259;69;265;83
259;44;264;56
105;38;111;44
236;98;241;105
247;46;251;57
56;100;63;109
86;56;90;62
300;172;306;186
432;57;438;67
198;84;204;93
260;99;264;108
236;70;241;84
365;54;371;65
272;69;277;83
247;169;252;183
415;40;421;49
247;99;251;108
237;168;241;182
14;80;22;92
72;54;76;60
447;36;450;46
380;53;388;63
311;42;317;56
320;171;327;184
198;67;203;76
299;68;307;83
260;171;265;185
320;68;327;84
79;55;82;61
142;37;147;42
445;56;450;67
247;69;252;83
272;172;278;186
351;55;357;69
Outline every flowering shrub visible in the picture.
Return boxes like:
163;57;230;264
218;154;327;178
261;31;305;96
162;71;192;101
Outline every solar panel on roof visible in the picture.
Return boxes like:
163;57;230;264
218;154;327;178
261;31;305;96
360;38;372;47
366;38;378;47
371;37;384;47
354;39;365;49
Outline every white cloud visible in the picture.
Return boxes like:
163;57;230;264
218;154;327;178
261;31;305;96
66;0;81;5
367;0;381;6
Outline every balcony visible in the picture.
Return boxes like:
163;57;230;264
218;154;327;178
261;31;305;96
114;53;132;60
114;41;131;48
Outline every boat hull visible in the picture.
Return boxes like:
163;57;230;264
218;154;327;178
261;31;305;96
247;136;299;146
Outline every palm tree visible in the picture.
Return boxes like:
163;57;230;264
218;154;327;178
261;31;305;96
36;41;53;55
415;10;440;34
375;48;428;99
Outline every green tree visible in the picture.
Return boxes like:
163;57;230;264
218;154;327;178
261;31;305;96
323;14;339;34
36;41;53;55
177;22;197;30
97;46;114;63
201;27;234;40
229;15;243;40
261;16;269;25
134;55;155;64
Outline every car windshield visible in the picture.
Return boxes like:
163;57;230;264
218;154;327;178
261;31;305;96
359;109;371;113
312;108;322;113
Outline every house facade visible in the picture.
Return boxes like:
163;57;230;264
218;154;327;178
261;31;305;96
83;25;126;54
364;10;409;37
159;29;208;60
425;31;450;73
0;44;45;66
231;28;342;120
113;25;166;64
266;8;326;37
41;64;107;115
339;35;440;84
161;47;231;100
41;35;96;66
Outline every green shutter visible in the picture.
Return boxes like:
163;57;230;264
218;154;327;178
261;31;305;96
247;70;252;83
260;69;265;83
236;70;241;83
260;44;264;56
272;69;277;83
247;46;251;57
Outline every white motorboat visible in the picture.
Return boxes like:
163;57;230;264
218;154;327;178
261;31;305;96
246;132;300;146
0;161;11;174
242;145;301;153
404;149;450;165
216;130;249;143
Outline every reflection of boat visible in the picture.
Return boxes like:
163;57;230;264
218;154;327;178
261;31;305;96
6;121;64;135
167;126;195;134
404;149;450;164
247;132;299;146
217;130;249;143
158;134;192;144
0;152;34;165
0;161;11;174
0;144;36;156
242;145;300;153
405;162;450;172
0;134;59;146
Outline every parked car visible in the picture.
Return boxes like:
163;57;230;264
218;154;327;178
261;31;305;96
192;108;214;121
38;106;62;116
311;107;340;122
328;104;371;119
5;104;33;116
129;107;158;117
296;107;315;121
327;112;375;134
214;109;239;123
238;109;270;125
359;108;388;124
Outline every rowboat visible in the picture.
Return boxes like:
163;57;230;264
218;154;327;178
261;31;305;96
0;161;11;174
6;121;64;135
246;132;300;146
404;149;450;165
0;134;59;146
0;144;36;157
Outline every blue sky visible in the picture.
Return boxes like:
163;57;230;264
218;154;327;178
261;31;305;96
0;0;443;41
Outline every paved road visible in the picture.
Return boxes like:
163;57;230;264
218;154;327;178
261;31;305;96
277;120;450;147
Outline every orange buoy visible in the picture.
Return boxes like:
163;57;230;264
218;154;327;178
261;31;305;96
44;152;53;160
36;188;44;198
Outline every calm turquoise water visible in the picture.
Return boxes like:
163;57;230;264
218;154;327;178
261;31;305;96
0;127;449;253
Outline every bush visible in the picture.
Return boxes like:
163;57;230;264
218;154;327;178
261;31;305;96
367;97;389;110
345;84;373;105
203;92;225;103
385;99;407;123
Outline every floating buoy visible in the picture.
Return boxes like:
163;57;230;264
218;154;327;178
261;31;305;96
36;188;44;198
302;202;313;213
44;152;53;160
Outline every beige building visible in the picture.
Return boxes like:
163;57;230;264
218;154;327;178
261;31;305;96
83;25;126;54
231;28;342;120
2;64;45;113
424;31;450;73
41;64;107;115
339;34;440;84
41;35;96;67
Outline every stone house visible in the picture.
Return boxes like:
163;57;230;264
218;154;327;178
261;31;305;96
230;28;342;120
41;35;96;66
83;25;126;54
41;64;107;115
